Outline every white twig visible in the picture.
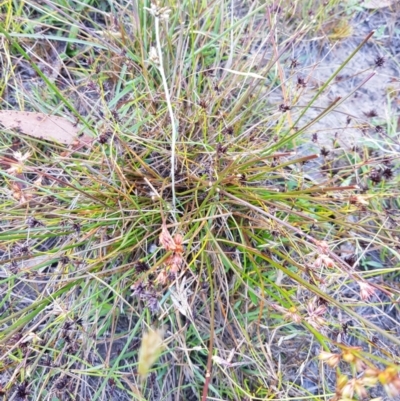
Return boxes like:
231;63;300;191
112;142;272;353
154;16;178;212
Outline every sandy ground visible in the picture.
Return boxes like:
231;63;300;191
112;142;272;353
293;9;400;179
235;2;400;182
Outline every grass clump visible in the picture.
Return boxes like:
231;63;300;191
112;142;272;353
0;0;400;400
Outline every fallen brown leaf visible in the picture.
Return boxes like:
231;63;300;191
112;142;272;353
0;110;87;145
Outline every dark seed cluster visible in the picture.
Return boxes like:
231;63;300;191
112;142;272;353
279;104;291;112
135;261;149;273
369;168;382;184
131;281;159;313
374;55;385;68
15;382;29;400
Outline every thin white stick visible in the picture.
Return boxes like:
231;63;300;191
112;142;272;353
155;16;178;212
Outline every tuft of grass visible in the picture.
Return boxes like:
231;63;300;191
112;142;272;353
1;0;400;400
